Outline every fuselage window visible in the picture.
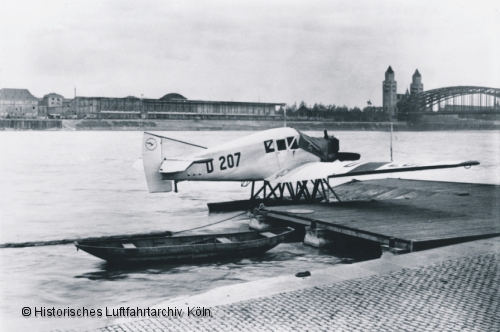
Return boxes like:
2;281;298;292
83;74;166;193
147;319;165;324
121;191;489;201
264;140;275;153
287;136;298;149
276;139;287;151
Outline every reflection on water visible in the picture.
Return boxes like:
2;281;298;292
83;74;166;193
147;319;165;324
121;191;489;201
0;130;499;332
74;242;351;282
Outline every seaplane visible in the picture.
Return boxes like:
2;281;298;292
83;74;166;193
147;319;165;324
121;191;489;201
140;127;479;203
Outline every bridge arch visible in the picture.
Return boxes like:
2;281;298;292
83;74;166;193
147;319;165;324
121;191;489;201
397;86;500;120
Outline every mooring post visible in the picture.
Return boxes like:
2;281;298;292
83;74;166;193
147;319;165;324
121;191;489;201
303;222;333;248
248;207;274;230
380;237;411;258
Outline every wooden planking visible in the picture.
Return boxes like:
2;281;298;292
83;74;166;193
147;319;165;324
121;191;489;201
270;207;500;242
266;179;500;248
334;178;500;202
216;237;233;244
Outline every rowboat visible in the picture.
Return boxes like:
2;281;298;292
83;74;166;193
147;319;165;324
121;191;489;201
74;227;294;263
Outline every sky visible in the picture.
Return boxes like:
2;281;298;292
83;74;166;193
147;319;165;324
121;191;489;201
0;0;499;107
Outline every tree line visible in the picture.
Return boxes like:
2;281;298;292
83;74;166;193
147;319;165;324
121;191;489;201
277;101;391;122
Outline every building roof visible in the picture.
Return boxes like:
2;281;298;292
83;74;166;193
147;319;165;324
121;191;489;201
160;93;187;100
413;69;421;77
385;66;394;74
43;93;64;99
0;88;38;101
125;95;140;99
72;95;284;106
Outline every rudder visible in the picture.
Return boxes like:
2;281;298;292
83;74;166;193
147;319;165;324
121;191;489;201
142;133;173;193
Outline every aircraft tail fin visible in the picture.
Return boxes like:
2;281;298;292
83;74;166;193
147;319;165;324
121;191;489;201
142;132;207;193
142;132;173;193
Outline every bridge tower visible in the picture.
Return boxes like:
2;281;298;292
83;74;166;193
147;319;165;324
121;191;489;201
410;69;424;95
383;66;397;117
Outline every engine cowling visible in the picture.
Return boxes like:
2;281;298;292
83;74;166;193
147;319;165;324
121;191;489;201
298;130;361;162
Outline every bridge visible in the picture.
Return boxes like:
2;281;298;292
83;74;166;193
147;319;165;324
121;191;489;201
397;86;500;120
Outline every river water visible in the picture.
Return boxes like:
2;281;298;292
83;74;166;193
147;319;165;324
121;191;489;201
0;129;499;331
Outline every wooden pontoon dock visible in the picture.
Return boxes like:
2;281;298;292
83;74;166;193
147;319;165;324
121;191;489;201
255;179;500;253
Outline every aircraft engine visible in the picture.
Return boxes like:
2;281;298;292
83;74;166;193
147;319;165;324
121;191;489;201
298;130;361;162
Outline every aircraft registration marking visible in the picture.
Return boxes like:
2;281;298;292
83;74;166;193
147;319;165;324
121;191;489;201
206;161;214;173
219;152;241;171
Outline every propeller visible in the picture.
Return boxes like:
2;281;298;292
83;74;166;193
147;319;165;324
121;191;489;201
323;130;360;162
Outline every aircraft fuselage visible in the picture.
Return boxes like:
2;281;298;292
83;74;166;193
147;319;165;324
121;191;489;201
162;128;318;182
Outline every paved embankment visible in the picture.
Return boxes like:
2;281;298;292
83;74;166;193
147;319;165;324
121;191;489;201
84;236;500;332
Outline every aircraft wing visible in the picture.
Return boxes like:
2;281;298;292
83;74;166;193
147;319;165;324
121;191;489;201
266;160;480;184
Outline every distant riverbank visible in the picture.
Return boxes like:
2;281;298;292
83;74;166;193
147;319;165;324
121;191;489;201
1;118;500;131
63;119;406;131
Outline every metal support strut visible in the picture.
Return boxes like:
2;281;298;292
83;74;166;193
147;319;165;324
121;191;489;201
249;179;341;203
